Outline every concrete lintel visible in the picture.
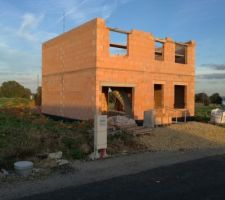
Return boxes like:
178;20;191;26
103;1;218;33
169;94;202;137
100;82;136;88
173;82;188;86
153;80;166;85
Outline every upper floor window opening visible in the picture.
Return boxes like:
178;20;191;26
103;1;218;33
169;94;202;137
175;43;187;64
109;28;128;56
155;41;164;61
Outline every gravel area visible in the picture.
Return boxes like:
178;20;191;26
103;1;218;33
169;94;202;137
138;122;225;151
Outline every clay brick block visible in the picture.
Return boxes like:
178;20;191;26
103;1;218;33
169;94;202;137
42;18;195;120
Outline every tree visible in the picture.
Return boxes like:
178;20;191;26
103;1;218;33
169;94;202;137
209;93;222;105
0;81;31;98
195;93;209;105
34;86;42;106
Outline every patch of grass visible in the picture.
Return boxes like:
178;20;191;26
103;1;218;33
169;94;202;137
0;98;33;108
195;103;222;122
107;131;146;154
108;131;134;145
0;108;93;168
0;108;147;168
69;149;85;160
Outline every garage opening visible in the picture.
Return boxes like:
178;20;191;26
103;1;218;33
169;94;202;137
154;84;163;108
174;85;186;108
101;87;133;117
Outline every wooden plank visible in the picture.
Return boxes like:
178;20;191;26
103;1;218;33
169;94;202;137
110;43;127;49
155;51;163;55
108;27;130;34
175;53;185;57
175;42;188;46
155;38;188;46
155;38;165;43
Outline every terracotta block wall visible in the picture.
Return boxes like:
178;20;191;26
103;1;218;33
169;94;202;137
42;18;195;120
42;19;97;120
95;18;195;119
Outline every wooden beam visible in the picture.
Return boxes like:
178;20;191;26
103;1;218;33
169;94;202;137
155;38;189;46
110;43;127;49
175;42;188;46
155;38;165;43
108;27;130;34
175;54;185;57
155;51;163;55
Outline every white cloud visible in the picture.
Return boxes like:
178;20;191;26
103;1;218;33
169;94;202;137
18;13;44;43
0;41;41;91
0;0;133;91
0;42;40;72
101;1;118;19
55;0;128;27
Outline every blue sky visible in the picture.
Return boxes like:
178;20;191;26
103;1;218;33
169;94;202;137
0;0;225;95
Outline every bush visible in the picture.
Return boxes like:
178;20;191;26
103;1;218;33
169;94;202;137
195;93;209;106
34;86;42;106
0;81;31;99
209;93;222;105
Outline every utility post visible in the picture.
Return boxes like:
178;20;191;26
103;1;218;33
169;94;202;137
93;115;107;159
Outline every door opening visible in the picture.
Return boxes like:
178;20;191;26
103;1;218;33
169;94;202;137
174;85;186;108
154;84;163;108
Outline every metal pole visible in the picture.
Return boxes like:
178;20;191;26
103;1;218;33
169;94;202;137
108;88;110;113
63;12;65;33
176;110;178;123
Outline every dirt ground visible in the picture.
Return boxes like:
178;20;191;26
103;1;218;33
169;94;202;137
137;122;225;151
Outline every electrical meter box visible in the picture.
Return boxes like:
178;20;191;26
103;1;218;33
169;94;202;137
94;115;107;150
143;110;155;128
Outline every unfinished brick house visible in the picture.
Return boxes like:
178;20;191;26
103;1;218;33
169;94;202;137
42;18;195;124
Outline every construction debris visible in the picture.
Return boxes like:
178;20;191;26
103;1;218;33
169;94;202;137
37;159;58;169
48;151;63;160
56;159;70;166
108;116;136;128
210;108;225;124
108;116;152;136
37;151;70;168
0;169;9;177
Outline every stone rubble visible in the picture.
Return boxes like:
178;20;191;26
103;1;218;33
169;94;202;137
1;169;9;176
56;159;69;166
48;151;63;160
108;116;137;128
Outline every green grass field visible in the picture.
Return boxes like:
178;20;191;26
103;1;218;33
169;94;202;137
195;103;223;122
0;108;95;168
0;98;32;108
0;108;137;169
